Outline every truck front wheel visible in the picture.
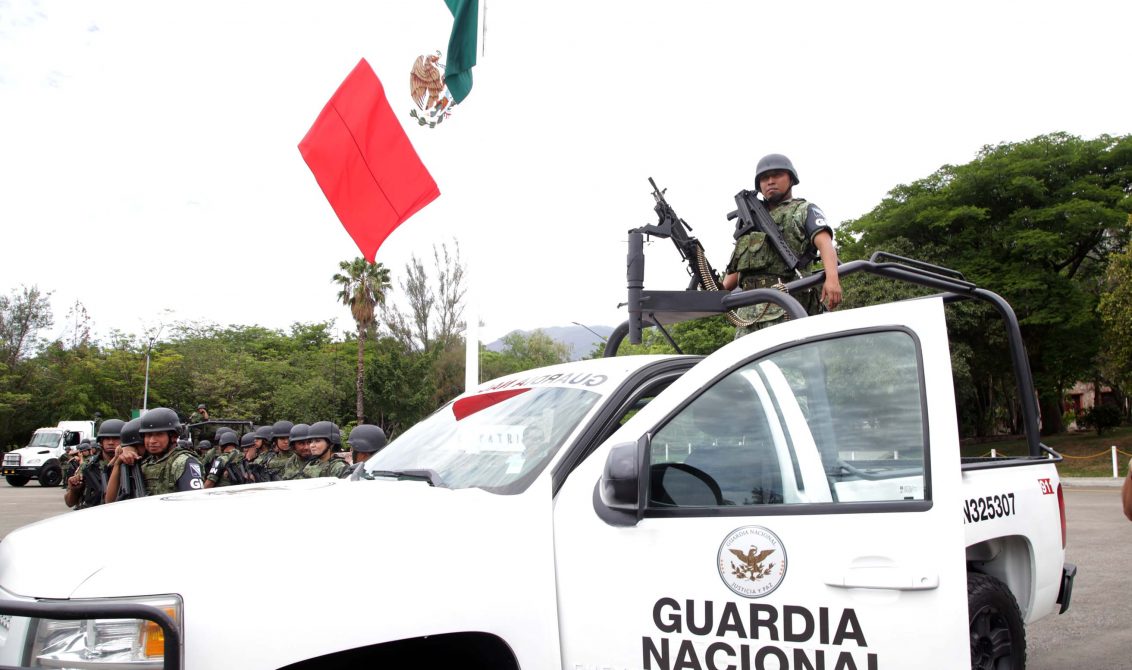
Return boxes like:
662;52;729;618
38;465;62;488
968;572;1026;670
5;476;29;487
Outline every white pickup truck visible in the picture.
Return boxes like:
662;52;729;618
1;421;93;488
0;257;1074;669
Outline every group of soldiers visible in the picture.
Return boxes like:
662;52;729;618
61;407;388;511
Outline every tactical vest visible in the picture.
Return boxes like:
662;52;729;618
264;451;291;478
77;458;109;510
728;198;814;285
300;455;348;479
280;453;306;481
140;447;197;495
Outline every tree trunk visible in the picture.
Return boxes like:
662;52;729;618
356;324;366;424
1038;391;1063;437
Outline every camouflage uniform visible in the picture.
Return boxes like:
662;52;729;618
73;454;111;510
60;452;80;488
207;451;248;487
140;446;203;495
263;450;290;480
200;446;221;475
280;453;308;481
725;197;832;338
299;455;350;479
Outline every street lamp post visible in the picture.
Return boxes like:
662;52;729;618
142;325;164;412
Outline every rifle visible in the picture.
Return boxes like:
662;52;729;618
120;463;147;499
635;178;726;291
728;190;812;277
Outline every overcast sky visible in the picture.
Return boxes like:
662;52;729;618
2;0;1130;346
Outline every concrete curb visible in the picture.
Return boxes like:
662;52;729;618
1061;476;1123;488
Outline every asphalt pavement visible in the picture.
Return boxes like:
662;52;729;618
0;477;1128;667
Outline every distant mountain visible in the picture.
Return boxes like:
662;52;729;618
485;324;615;361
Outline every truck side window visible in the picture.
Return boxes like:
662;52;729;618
648;329;927;509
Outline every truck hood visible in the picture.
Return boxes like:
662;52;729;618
0;476;564;666
1;477;547;598
5;447;56;458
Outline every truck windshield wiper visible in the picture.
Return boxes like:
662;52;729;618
363;468;446;487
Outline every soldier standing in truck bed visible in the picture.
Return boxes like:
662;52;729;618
721;154;843;338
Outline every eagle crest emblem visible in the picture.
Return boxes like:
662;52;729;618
729;546;776;581
408;50;456;128
718;526;788;598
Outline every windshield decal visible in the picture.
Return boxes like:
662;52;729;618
452;388;530;421
483;372;609;392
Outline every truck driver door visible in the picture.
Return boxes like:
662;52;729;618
554;298;970;669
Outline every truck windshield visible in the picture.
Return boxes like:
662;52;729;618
28;432;61;448
362;386;603;494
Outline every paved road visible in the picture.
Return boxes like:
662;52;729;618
0;478;1127;667
1028;482;1131;670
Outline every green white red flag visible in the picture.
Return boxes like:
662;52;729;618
299;58;439;262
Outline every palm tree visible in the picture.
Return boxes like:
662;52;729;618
333;258;392;424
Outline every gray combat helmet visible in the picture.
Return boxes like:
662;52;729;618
288;423;310;443
254;425;273;442
306;421;336;442
272;421;294;440
96;419;125;440
120;419;143;447
139;407;181;435
217;431;239;448
347;424;387;454
754;153;799;192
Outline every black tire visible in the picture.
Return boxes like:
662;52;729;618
969;572;1026;670
5;475;29;487
38;465;62;488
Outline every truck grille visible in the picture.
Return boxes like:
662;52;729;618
1;454;18;467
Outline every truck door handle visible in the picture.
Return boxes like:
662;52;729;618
825;561;939;591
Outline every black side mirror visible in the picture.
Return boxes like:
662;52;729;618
594;435;649;526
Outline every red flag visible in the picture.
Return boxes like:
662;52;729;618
299;59;439;262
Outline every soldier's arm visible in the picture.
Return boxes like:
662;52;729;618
1123;461;1132;522
63;469;83;508
105;459;122;503
813;231;842;310
175;456;205;492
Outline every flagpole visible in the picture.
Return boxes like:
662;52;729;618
464;262;478;392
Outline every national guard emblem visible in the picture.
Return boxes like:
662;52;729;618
408;50;456;128
718;525;788;598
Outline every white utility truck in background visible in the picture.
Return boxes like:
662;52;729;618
1;420;93;487
0;255;1074;669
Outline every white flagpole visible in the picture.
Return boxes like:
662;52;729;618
464;261;478;393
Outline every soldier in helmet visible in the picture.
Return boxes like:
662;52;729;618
65;418;123;509
342;424;387;477
244;425;274;482
280;423;311;480
262;420;293;481
106;407;202;499
111;418;148;500
205;432;252;487
194;439;213;462
721;153;842;337
300;421;350;479
204;428;237;475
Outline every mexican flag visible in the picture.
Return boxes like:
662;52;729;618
443;0;478;104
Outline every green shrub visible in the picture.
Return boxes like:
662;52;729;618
1080;405;1123;436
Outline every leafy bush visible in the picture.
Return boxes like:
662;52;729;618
1080;405;1123;436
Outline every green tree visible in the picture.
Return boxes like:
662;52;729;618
838;133;1132;436
333;258;392;424
609;316;734;357
1098;240;1132;400
480;330;572;381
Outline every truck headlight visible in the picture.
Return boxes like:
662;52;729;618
28;595;181;668
25;458;42;466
